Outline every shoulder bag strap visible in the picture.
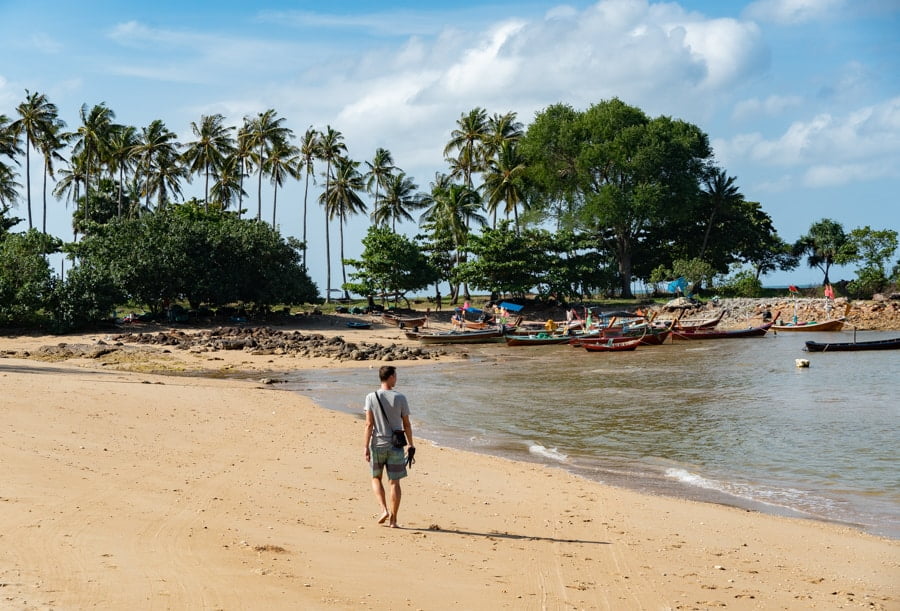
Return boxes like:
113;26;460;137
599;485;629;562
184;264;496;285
373;390;392;434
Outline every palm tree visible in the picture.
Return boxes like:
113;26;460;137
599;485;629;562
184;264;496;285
210;154;246;212
70;103;117;224
443;107;488;189
265;135;300;228
0;114;21;160
52;156;86;214
482;140;528;231
0;162;20;208
316;126;347;303
108;125;139;217
235;123;254;218
245;109;293;221
364;147;394;218
419;179;485;303
183;113;235;209
11;90;61;229
298;127;319;268
699;168;743;262
135;119;182;210
321;156;366;300
372;172;422;232
484;111;523;161
37;120;69;232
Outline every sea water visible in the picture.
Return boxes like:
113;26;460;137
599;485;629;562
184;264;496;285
282;331;900;538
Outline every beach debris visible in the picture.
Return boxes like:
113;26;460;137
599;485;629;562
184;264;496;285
795;359;810;368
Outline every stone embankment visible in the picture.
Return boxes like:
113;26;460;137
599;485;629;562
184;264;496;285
653;297;900;331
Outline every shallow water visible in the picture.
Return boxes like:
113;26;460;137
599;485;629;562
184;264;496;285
282;330;900;538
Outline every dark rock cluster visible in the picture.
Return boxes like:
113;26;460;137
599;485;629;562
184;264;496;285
110;326;436;362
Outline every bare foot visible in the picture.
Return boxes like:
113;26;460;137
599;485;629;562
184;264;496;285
377;510;390;524
389;521;399;528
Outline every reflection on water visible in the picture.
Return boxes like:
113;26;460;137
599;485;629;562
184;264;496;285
283;331;900;538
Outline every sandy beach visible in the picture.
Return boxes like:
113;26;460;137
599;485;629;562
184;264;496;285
1;318;898;610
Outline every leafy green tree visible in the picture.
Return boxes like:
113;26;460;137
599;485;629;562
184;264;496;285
72;203;317;312
521;99;712;297
46;259;123;332
847;226;898;278
345;225;438;307
793;218;856;286
717;268;763;297
456;221;544;297
0;229;58;326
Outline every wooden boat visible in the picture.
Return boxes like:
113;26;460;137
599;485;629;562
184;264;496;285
772;318;845;332
672;322;772;340
582;337;641;352
571;328;670;346
382;313;427;328
654;309;724;330
804;337;900;352
345;321;372;329
772;305;847;332
504;333;572;346
414;328;506;345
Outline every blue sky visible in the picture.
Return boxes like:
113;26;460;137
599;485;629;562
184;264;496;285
1;0;898;291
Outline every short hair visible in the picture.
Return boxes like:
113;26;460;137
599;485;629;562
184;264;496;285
379;365;396;382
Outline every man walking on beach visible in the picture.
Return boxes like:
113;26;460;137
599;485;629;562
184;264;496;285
364;365;414;528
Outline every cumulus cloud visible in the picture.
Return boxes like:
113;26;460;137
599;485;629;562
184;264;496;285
733;94;804;120
743;0;846;25
716;96;900;187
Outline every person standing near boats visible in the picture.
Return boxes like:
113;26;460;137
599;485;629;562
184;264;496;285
364;365;415;528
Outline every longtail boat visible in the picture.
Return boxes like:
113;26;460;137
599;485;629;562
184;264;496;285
804;337;900;352
582;337;641;352
571;328;670;346
382;313;427;328
414;328;506;344
672;322;772;340
654;309;724;330
772;318;846;332
504;333;572;346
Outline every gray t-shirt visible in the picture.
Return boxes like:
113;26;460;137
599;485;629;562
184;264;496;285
365;389;410;448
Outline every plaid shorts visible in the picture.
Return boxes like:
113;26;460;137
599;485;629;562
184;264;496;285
370;445;408;480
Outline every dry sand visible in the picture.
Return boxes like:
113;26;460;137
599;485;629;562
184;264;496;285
1;318;898;610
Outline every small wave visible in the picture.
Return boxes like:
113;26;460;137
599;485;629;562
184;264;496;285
666;468;724;491
529;444;568;462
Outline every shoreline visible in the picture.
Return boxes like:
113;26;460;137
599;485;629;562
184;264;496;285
276;357;898;541
2;326;898;609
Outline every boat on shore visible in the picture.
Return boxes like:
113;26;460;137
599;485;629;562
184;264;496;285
412;328;507;345
382;312;427;328
672;322;772;340
582;337;642;352
773;318;846;332
504;333;572;346
804;337;900;352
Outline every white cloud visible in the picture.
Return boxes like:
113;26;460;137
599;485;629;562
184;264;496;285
716;96;900;186
30;33;62;54
733;94;804;120
743;0;846;25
